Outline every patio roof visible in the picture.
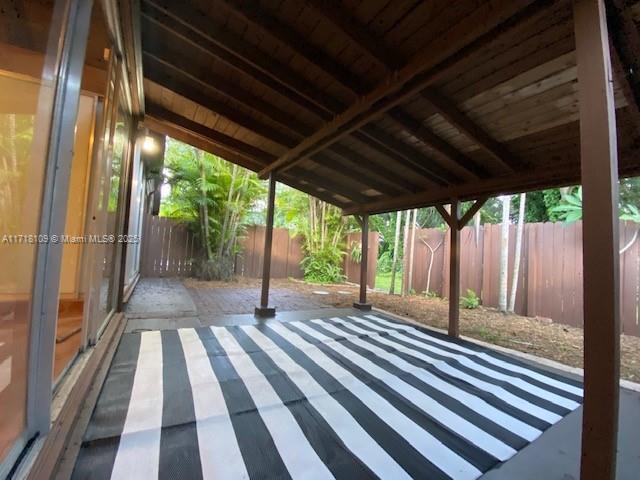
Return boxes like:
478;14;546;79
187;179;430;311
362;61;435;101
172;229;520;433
140;0;640;214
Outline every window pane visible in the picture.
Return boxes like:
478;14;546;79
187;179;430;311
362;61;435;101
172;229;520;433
0;1;60;461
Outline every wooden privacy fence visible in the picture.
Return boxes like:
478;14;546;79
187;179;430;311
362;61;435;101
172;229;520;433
235;226;304;279
344;232;379;288
402;221;640;337
140;214;199;277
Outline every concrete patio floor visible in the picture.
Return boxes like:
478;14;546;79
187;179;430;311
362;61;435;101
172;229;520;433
117;277;639;480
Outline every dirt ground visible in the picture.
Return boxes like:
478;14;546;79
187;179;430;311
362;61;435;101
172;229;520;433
186;277;640;383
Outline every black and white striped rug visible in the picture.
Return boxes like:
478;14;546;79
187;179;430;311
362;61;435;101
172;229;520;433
73;314;583;480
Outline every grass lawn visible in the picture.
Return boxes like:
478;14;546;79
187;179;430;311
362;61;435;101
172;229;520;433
375;270;402;293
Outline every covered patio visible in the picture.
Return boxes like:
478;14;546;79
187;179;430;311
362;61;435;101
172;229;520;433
18;0;640;479
62;280;637;480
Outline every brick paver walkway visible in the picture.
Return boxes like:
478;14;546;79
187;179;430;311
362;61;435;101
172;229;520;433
186;285;329;315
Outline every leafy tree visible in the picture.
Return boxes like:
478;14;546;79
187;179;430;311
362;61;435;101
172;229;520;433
275;185;356;283
160;138;265;279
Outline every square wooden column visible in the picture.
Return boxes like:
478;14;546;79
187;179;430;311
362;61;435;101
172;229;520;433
448;200;461;337
575;1;621;479
354;214;372;311
436;198;486;338
255;173;277;317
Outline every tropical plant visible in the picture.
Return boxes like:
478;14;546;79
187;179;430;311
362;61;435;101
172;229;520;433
460;289;480;309
549;187;583;223
275;186;355;283
160;139;265;280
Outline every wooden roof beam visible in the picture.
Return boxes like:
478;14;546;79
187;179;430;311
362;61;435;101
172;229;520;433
387;108;489;179
258;0;549;178
142;49;314;137
343;164;578;216
143;0;456;185
211;0;365;94
144;62;298;148
146;102;277;164
141;0;338;117
607;0;640;129
305;0;401;70
420;90;519;173
145;104;372;205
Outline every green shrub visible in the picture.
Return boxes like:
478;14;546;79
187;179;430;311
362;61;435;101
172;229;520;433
460;289;480;309
301;246;345;283
377;250;393;273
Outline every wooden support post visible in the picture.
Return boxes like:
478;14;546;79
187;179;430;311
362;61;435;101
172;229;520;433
354;214;372;311
448;200;461;337
436;197;487;337
255;173;277;317
574;1;620;479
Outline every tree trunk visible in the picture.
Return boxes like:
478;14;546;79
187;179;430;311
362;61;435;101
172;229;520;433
389;210;402;294
401;209;411;296
198;149;213;261
508;193;526;312
407;208;418;294
498;195;511;312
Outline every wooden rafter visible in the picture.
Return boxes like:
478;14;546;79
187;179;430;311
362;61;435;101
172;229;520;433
343;164;579;216
607;0;640;129
305;0;401;70
144;63;297;148
211;0;365;94
142;0;455;190
145;104;371;205
141;0;338;116
258;0;548;178
420;90;518;172
387;108;488;179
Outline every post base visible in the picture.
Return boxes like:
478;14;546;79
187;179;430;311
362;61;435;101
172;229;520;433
254;306;276;317
353;302;372;311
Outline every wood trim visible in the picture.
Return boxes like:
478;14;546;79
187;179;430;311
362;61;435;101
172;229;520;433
27;313;126;480
258;1;550;178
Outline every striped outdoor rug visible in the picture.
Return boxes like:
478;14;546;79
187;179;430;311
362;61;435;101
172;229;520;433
72;314;583;480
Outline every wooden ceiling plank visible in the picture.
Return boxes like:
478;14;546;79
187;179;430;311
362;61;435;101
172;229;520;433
420;89;519;173
144;63;297;148
305;0;401;69
258;0;550;178
142;49;314;137
387;108;489;179
313;152;402;196
607;0;640;131
357;126;458;185
146;102;276;163
142;0;339;117
143;0;458;190
212;0;365;95
328;143;423;192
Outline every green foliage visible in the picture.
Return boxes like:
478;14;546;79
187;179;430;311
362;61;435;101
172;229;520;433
276;185;354;283
377;250;394;273
300;246;345;283
349;241;362;264
160;138;265;280
460;289;481;309
549;187;583;223
425;290;439;299
621;204;640;223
